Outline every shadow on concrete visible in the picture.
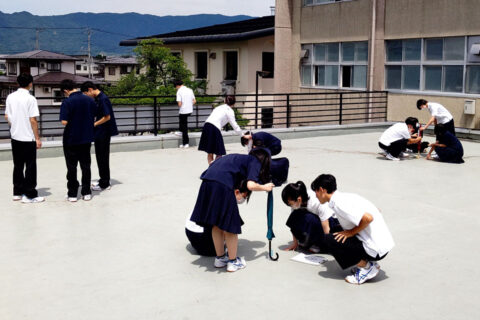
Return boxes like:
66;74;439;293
37;187;52;197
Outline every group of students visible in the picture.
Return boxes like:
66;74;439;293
379;99;464;163
185;98;394;284
5;73;118;203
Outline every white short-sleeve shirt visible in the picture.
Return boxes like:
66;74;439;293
379;123;411;146
5;88;40;142
427;102;453;124
206;104;243;135
328;191;395;257
306;189;335;221
176;86;195;114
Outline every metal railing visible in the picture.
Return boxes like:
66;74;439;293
0;91;388;139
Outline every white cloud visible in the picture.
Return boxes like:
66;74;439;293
2;0;276;17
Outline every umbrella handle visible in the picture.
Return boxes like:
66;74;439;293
269;240;279;261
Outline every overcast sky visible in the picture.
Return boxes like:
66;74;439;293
2;0;276;17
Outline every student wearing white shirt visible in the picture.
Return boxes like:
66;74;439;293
417;99;455;136
311;174;395;285
175;80;196;148
281;181;341;252
378;117;422;161
5;73;45;203
198;95;244;165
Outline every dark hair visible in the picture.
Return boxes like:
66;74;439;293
235;179;252;203
249;148;271;184
225;95;236;106
311;174;337;194
434;123;446;137
417;99;428;110
174;79;183;87
80;81;97;92
240;131;251;147
17;73;33;88
405;117;418;127
60;79;75;92
281;181;309;207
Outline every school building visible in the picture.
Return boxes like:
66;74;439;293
275;0;480;129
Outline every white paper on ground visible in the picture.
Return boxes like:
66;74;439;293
290;253;327;265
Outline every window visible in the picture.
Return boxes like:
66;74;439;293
302;41;368;88
120;65;128;74
83;66;87;71
171;52;181;58
108;67;116;76
52;89;63;105
385;36;480;94
224;51;238;80
47;62;61;71
262;52;274;78
195;52;208;79
8;62;17;75
76;65;82;71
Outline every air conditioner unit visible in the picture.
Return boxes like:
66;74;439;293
43;87;51;93
464;100;476;115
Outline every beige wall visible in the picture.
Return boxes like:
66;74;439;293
34;85;62;106
165;35;274;95
385;0;480;39
388;94;480;129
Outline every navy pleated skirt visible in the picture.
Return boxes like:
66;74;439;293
198;122;226;155
190;180;244;234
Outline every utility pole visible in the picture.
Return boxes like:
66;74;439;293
35;28;41;50
87;28;92;79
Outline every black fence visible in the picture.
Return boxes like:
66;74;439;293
0;91;388;139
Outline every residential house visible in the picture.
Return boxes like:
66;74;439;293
98;57;141;83
275;0;480;129
119;16;275;95
0;50;103;105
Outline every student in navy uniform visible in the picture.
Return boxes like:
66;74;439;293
190;148;274;272
198;95;245;165
59;79;97;202
241;131;282;156
311;174;395;285
282;181;341;252
185;179;252;257
81;81;119;191
427;124;464;163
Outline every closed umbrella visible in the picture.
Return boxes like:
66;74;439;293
266;191;279;261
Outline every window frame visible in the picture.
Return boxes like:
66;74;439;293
194;50;209;80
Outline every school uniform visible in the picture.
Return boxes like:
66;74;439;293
428;102;455;136
322;192;395;269
285;190;341;251
176;85;195;145
5;88;40;198
252;132;282;156
59;91;97;197
270;157;289;186
185;212;216;256
94;92;118;189
198;104;242;155
190;154;261;234
436;131;464;164
378;123;411;157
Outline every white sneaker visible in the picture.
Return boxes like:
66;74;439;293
13;195;22;201
345;261;380;285
400;152;409;158
174;131;182;136
21;196;45;203
227;257;246;272
67;196;78;203
385;153;400;161
214;254;230;268
179;144;184;148
83;194;92;201
351;261;380;274
91;183;111;191
183;144;189;148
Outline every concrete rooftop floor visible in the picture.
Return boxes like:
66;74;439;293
0;130;479;320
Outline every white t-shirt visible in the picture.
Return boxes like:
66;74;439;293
5;88;40;142
427;102;453;124
328;191;395;258
306;189;335;222
379;123;411;146
185;212;203;233
206;104;242;135
176;86;195;114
